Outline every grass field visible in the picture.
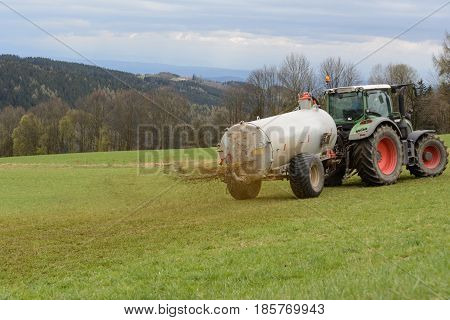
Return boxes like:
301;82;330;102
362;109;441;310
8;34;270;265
0;135;449;299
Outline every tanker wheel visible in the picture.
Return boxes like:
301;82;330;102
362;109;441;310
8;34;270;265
355;125;402;186
227;178;261;200
407;134;448;177
289;154;324;198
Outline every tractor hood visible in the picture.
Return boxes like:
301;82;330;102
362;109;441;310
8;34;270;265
349;116;401;141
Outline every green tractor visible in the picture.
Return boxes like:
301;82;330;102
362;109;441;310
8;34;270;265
323;84;448;186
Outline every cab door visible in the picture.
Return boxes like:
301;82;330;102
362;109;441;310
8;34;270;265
366;90;392;117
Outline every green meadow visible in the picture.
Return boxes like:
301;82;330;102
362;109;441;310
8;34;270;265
0;135;449;299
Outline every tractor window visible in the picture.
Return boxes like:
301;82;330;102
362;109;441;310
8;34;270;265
328;92;364;122
367;91;391;117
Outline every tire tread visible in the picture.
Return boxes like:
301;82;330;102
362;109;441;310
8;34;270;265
355;125;402;186
289;154;324;198
407;134;448;177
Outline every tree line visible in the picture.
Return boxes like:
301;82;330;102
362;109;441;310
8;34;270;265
0;88;232;157
222;33;449;133
222;54;363;123
0;34;448;157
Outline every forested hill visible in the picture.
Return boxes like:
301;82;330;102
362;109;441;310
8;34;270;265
0;55;226;109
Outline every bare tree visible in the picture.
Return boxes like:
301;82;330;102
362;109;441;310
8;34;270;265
108;90;149;150
320;57;361;88
223;85;250;124
278;53;315;109
368;64;386;84
368;63;418;85
431;33;450;133
78;89;114;150
147;88;191;149
433;32;450;85
368;63;419;123
341;63;361;86
387;64;418;84
247;65;280;117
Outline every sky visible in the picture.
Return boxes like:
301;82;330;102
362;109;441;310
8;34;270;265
0;0;449;80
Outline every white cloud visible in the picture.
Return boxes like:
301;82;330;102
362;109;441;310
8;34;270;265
36;18;91;29
1;0;447;78
33;29;440;78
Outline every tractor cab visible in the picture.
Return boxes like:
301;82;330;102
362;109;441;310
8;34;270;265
324;84;415;139
325;85;393;126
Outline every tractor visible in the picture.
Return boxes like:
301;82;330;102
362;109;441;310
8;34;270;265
323;84;448;186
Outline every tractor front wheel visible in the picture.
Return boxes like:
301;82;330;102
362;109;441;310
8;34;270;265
407;134;448;177
355;125;402;186
289;154;324;198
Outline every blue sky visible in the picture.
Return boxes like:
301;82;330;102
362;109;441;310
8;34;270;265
0;0;449;79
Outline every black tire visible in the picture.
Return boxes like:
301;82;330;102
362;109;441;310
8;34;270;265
354;125;402;186
324;162;346;186
227;178;261;200
407;134;448;177
289;154;324;198
325;131;346;186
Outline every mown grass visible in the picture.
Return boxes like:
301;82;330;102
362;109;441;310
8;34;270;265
0;148;217;166
0;135;449;299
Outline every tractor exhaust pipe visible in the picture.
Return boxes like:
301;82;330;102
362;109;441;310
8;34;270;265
398;92;405;117
393;83;416;118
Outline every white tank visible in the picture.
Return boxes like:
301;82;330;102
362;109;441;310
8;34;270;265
218;107;337;178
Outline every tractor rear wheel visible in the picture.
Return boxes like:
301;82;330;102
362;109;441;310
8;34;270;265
407;134;448;177
355;125;402;186
289;154;324;198
227;178;261;200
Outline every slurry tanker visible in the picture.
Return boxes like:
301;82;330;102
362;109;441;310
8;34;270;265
218;85;448;200
218;93;337;199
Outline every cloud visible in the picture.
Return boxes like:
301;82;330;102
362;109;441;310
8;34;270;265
31;29;440;76
0;0;448;78
36;18;91;29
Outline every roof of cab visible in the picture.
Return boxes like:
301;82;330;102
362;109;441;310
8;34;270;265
326;84;391;93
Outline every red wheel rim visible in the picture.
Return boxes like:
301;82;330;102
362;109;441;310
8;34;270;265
422;145;441;169
377;137;398;175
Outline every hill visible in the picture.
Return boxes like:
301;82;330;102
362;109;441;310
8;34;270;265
0;55;228;109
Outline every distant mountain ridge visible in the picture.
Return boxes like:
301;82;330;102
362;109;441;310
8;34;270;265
82;59;250;82
0;55;237;109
